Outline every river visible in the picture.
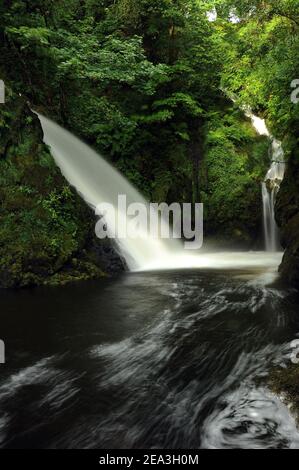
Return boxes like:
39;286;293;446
1;263;299;449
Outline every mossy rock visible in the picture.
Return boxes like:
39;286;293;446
0;87;124;288
268;364;299;422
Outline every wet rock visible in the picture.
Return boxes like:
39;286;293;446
276;148;299;288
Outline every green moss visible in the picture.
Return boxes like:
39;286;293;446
268;364;299;422
0;88;115;288
44;260;106;288
201;107;269;244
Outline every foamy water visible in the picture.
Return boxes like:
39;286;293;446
136;251;283;273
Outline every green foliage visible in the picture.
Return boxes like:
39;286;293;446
0;91;104;287
201;108;269;241
217;0;299;144
0;0;223;206
1;0;295;271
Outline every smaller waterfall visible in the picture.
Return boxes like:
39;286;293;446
262;140;285;252
245;110;285;252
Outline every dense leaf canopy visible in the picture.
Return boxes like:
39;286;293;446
0;0;298;244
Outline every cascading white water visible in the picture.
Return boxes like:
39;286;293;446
38;114;283;273
37;114;179;271
245;111;285;252
262;140;285;251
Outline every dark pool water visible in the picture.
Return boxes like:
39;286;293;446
0;268;299;449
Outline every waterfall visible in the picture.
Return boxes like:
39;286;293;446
37;114;179;271
245;110;285;252
262;140;285;251
38;114;283;272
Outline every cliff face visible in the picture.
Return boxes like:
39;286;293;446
0;91;124;288
276;148;299;287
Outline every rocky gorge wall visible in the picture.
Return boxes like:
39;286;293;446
276;147;299;288
0;91;125;288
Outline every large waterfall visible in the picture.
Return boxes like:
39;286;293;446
38;114;282;272
37;114;178;271
245;111;285;252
